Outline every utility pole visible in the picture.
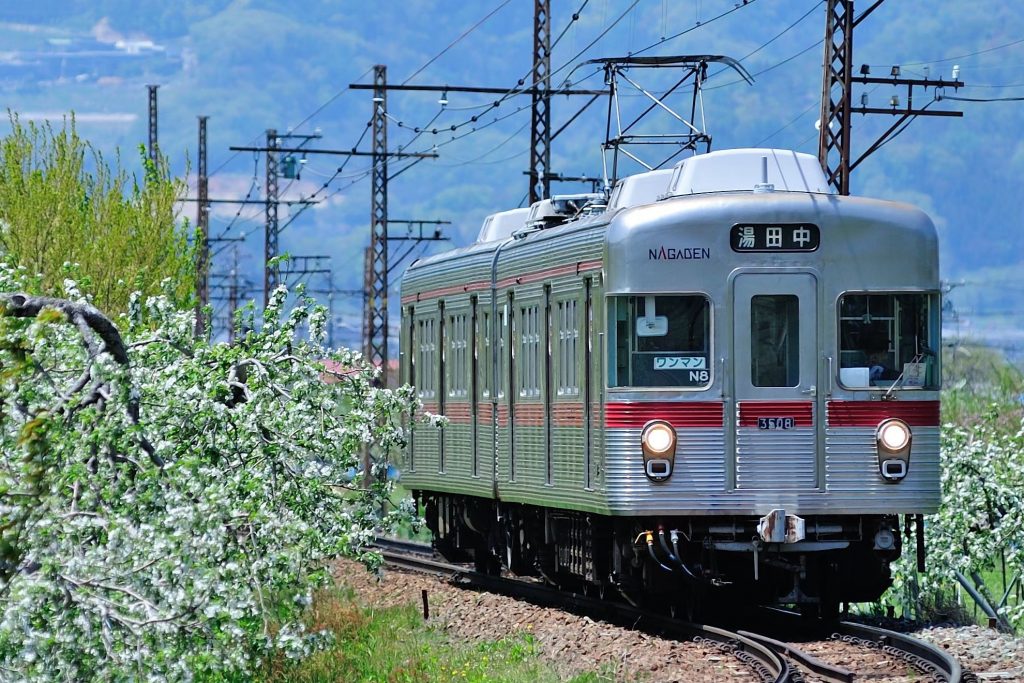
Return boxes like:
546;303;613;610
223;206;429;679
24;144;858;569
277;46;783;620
264;129;280;306
195;115;209;337
208;235;248;341
362;246;374;363
227;131;433;309
817;0;963;194
350;81;604;202
147;84;159;164
366;64;389;385
228;245;239;344
529;0;552;204
280;255;332;288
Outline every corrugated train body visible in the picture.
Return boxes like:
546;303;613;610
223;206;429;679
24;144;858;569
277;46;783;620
398;149;941;614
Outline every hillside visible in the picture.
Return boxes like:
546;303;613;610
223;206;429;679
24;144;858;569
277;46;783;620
1;0;1022;354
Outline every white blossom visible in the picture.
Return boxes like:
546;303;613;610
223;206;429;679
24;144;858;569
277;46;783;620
0;267;423;680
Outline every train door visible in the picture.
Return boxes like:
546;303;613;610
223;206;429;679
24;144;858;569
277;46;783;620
438;301;446;473
470;297;479;478
507;292;516;482
583;277;593;490
544;285;553;485
732;273;819;490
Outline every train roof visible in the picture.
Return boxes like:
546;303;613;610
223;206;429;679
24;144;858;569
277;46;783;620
476;208;531;243
666;148;830;196
402;148;931;286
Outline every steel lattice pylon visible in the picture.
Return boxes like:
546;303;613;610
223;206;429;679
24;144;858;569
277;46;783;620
817;0;854;195
195;115;209;337
264;129;279;306
147;85;159;164
366;65;389;383
529;0;552;204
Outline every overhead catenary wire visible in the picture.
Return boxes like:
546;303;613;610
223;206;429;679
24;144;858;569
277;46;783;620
209;65;376;178
376;0;597;139
212;152;260;240
401;0;515;86
384;0;763;164
937;94;1024;102
869;36;1024;69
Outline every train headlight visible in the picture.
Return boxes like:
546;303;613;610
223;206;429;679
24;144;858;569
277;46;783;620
641;420;676;482
878;419;911;452
876;418;911;482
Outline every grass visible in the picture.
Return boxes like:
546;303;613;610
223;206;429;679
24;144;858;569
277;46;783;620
251;586;611;683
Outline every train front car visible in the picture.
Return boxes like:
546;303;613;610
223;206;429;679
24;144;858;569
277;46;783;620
604;149;940;614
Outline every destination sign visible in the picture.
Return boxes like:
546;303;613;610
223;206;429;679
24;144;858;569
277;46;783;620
730;223;820;252
632;353;710;387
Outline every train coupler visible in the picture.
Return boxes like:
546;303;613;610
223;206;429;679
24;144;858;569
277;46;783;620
756;508;806;544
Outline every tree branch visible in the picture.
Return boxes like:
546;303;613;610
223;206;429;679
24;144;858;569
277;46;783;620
0;293;163;467
0;294;128;364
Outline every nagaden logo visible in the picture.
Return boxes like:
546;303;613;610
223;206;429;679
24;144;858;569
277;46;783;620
648;246;711;260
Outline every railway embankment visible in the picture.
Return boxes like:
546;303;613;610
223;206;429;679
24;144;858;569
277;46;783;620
335;557;1024;682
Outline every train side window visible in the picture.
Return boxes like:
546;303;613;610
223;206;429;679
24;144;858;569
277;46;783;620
497;306;506;398
838;292;940;389
448;312;468;398
557;299;580;396
481;311;490;399
607;295;711;388
519;304;541;397
751;295;800;387
417;317;436;399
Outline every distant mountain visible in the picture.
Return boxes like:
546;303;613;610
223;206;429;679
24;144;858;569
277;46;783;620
2;1;1022;356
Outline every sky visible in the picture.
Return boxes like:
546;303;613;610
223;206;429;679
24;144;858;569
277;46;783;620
2;0;1023;357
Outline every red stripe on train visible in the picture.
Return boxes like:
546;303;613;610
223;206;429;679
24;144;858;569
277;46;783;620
827;400;940;427
738;401;814;427
552;403;584;427
513;403;545;427
605;401;724;428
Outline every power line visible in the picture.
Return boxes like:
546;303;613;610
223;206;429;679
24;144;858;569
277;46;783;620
358;0;597;145
869;37;1024;69
209;65;376;178
627;0;760;58
938;93;1024;103
213;152;260;241
401;0;514;86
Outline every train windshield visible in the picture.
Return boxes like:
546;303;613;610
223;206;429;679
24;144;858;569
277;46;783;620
608;295;711;388
837;292;940;390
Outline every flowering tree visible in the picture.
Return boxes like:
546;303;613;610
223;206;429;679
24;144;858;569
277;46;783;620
888;406;1024;629
0;265;418;680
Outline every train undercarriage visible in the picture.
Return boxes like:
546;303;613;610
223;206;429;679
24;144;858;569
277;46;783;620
418;491;905;618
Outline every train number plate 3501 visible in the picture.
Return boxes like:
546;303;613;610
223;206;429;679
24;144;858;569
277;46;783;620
758;417;795;430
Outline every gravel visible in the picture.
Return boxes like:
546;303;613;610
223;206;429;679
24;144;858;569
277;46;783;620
913;624;1024;681
334;560;1024;682
335;559;761;682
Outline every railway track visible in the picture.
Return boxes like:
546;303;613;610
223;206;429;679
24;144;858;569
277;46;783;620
742;607;975;683
372;537;974;683
374;538;791;682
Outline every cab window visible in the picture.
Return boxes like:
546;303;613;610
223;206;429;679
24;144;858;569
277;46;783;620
608;295;711;388
837;292;940;389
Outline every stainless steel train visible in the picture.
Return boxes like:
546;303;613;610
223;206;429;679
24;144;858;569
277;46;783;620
398;147;940;615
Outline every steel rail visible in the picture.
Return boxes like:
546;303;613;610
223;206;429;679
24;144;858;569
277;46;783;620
373;540;791;682
835;621;968;683
754;606;972;683
371;536;435;556
739;630;854;683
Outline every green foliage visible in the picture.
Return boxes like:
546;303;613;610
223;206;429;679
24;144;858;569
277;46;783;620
251;587;607;683
0;267;421;680
0;114;194;317
888;393;1024;626
942;343;1024;427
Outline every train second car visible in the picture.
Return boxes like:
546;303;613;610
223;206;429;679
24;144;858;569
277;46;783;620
398;148;940;615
